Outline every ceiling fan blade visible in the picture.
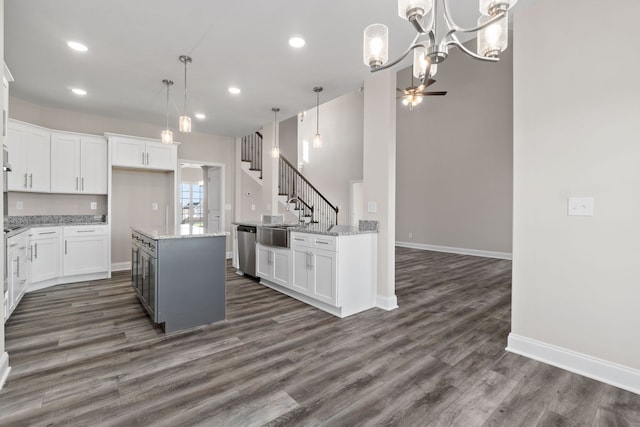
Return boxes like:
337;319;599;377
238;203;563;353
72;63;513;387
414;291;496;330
396;88;406;93
422;91;447;96
425;78;436;88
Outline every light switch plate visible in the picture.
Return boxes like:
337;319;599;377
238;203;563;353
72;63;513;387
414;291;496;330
367;201;377;214
251;204;256;211
225;203;232;211
152;203;158;211
568;197;594;216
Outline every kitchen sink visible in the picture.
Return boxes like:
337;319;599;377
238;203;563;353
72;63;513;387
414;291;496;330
257;226;290;248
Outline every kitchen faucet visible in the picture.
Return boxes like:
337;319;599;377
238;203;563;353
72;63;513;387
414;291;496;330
286;196;304;223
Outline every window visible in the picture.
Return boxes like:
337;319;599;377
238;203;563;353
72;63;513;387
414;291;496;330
181;182;204;234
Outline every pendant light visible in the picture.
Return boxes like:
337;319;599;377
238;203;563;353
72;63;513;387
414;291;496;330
178;55;192;133
161;79;173;144
313;86;323;148
271;107;280;158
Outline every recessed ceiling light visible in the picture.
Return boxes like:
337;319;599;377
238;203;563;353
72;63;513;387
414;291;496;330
71;88;87;96
228;87;241;95
289;37;305;48
195;113;206;120
67;41;88;52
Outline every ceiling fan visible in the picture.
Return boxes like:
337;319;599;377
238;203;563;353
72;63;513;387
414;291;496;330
397;78;447;111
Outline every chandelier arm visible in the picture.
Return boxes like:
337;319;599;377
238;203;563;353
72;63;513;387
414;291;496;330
442;0;507;35
408;16;427;34
446;35;499;62
371;33;422;73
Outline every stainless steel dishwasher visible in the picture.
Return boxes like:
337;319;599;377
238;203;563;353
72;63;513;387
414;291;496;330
237;225;257;277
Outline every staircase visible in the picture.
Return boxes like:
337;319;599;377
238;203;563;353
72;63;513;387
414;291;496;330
240;132;339;226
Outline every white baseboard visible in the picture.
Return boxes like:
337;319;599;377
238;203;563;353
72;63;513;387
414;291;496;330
0;352;10;391
376;294;399;311
111;261;132;272
226;251;233;259
507;333;640;395
396;241;512;260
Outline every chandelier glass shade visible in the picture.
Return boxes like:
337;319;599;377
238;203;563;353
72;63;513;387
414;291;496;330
271;107;280;158
364;0;516;83
313;87;323;149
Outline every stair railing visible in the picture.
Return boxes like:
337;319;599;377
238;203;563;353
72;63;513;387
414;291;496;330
278;154;339;226
241;131;262;179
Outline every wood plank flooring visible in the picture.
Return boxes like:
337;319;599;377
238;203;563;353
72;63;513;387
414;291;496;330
1;247;639;426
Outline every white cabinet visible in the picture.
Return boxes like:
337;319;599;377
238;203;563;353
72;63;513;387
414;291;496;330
6;120;51;192
51;132;107;194
110;135;177;171
63;225;109;276
5;230;29;322
256;243;291;288
291;234;337;306
29;227;61;284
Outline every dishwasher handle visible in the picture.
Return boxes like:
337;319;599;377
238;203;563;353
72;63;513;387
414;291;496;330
237;225;257;233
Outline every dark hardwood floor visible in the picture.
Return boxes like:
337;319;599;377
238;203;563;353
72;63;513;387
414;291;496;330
1;247;639;426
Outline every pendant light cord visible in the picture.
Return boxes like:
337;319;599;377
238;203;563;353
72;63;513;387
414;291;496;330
183;60;188;113
316;90;320;134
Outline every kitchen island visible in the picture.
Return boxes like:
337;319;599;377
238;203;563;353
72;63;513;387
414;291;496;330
239;221;379;318
131;226;228;333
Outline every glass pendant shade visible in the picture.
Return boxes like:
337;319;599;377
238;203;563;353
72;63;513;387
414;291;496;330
161;129;173;144
398;0;432;20
428;63;437;78
179;115;191;133
413;47;428;79
313;133;322;149
363;24;389;68
477;14;508;58
271;146;279;158
479;0;511;16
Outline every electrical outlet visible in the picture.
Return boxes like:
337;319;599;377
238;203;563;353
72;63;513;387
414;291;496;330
225;203;232;211
90;202;97;210
568;197;594;216
367;201;377;213
16;201;23;210
152;203;158;211
409;232;413;239
251;204;256;211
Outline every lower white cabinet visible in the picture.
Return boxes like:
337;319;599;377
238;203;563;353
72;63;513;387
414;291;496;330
63;225;109;276
5;230;29;322
29;227;61;283
259;231;377;318
256;243;291;288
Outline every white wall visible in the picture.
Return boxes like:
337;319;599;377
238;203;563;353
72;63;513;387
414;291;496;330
8;96;236;260
511;0;640;383
297;89;364;225
395;38;513;255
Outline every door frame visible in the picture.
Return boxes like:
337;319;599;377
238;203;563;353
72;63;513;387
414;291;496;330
176;159;225;234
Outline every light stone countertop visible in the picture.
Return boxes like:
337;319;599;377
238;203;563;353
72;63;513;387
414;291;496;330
133;226;229;240
232;221;378;236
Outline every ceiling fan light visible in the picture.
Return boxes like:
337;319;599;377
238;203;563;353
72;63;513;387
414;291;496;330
179;115;192;133
477;14;508;58
363;24;389;69
161;129;173;144
429;63;438;78
398;0;432;20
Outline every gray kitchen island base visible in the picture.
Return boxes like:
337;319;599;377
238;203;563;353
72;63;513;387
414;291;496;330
132;228;227;333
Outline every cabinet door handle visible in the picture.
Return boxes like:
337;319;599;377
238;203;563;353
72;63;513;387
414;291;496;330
65;240;68;254
77;230;96;233
39;231;56;235
15;256;19;277
294;237;304;241
308;252;313;269
76;177;79;190
82;177;85;191
28;246;33;262
35;242;38;259
29;173;33;188
24;173;27;188
142;152;145;165
317;241;329;245
146;152;149;165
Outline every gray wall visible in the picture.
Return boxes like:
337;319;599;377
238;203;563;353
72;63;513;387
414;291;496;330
8;193;107;216
278;115;297;163
395;39;513;254
512;0;640;371
297;89;364;225
8;96;236;263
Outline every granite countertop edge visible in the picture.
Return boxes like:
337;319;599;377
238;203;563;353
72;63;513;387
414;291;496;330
232;221;378;236
5;222;108;238
133;227;229;240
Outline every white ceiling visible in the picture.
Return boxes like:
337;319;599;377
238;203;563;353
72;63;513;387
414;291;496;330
5;0;484;137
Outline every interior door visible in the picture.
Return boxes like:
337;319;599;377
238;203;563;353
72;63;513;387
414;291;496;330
207;167;222;232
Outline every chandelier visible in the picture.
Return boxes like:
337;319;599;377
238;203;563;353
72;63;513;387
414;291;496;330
363;0;517;82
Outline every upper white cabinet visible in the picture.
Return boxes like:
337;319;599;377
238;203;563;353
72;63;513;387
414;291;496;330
51;132;108;194
6;119;51;192
109;134;177;171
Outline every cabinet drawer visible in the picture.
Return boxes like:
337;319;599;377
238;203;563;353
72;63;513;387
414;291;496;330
290;233;311;247
312;235;336;251
63;225;108;237
29;227;60;239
